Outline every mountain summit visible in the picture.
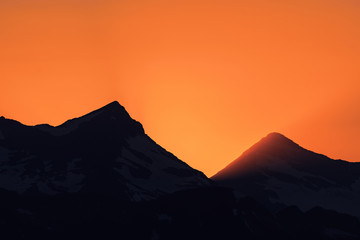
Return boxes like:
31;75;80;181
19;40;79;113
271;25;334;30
0;101;210;200
254;132;301;149
34;101;144;137
212;132;360;218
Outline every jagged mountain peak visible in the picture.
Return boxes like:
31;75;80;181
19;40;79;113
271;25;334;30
33;101;144;137
84;101;128;118
103;100;121;108
58;101;133;126
0;101;210;200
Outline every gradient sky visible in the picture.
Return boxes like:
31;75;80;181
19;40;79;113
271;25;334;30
1;0;359;177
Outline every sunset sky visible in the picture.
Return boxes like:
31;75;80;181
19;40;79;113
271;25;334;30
1;0;359;176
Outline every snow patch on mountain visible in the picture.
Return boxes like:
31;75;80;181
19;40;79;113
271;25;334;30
267;176;360;217
46;158;86;193
351;178;360;193
111;136;210;200
260;162;360;217
126;136;191;169
0;149;36;194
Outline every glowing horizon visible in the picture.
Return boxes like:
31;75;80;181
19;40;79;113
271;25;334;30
1;0;360;176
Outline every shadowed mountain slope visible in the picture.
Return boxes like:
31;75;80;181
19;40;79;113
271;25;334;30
212;132;360;218
0;101;210;200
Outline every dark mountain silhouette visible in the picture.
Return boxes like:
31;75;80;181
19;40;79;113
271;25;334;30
1;104;360;240
212;132;360;218
0;101;210;200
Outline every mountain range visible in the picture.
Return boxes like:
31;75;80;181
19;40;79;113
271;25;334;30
0;101;209;200
1;101;360;240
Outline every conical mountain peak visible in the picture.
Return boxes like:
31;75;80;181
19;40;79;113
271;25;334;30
253;132;300;152
211;133;308;180
264;132;289;140
212;133;360;220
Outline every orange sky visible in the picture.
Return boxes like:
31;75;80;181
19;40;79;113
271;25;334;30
1;0;359;177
